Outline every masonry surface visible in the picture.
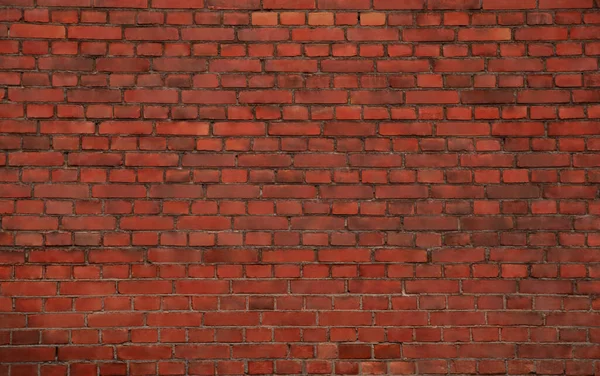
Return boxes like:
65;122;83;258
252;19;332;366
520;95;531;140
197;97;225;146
1;0;600;375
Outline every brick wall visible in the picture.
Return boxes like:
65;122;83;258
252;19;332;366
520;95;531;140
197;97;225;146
1;0;600;375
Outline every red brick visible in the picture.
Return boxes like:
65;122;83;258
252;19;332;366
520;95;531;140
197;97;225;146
515;26;568;40
403;28;455;41
239;28;289;41
458;28;511;41
124;89;178;104
239;90;292;104
153;0;203;7
9;88;64;102
428;0;480;9
96;57;149;72
11;24;65;39
68;26;121;40
117;346;172;360
181;91;236;104
462;90;515;104
153;58;208;72
406;91;459;104
207;0;260;8
67;89;121;103
125;27;179;41
174;345;230;359
3;216;58;230
0;348;55;362
95;0;147;6
374;0;424;9
404;217;459;230
483;0;536;8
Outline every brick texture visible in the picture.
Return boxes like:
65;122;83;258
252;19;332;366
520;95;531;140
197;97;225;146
1;0;600;375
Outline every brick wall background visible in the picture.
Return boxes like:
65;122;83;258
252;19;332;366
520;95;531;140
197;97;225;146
1;0;600;375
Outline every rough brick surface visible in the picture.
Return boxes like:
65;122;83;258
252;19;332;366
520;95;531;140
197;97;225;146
1;0;600;375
